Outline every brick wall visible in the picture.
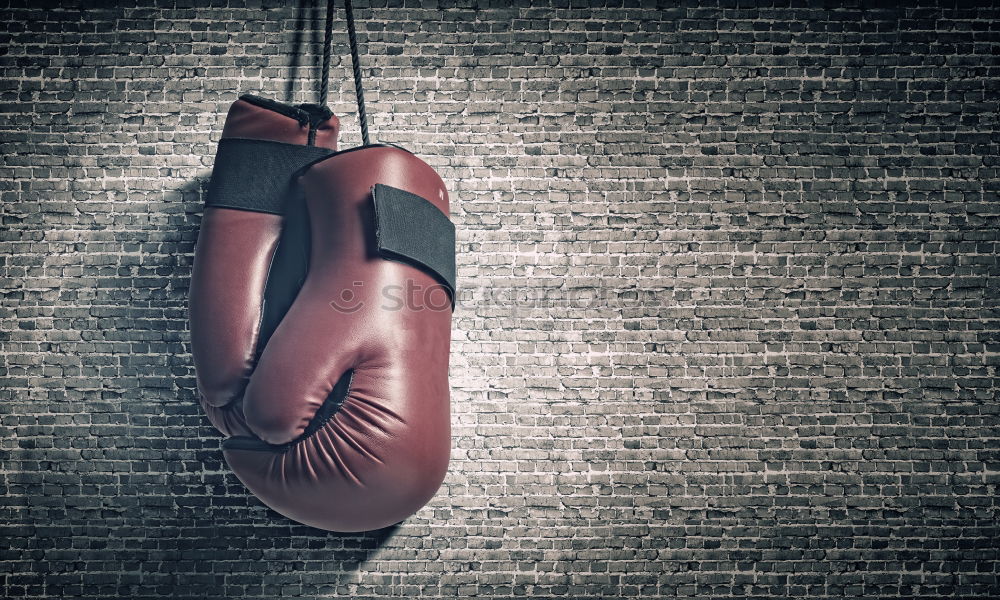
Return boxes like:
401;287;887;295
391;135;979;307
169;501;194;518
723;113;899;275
2;1;998;598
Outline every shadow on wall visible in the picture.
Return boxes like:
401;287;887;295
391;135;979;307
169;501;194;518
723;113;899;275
157;174;399;595
6;171;399;600
279;0;336;103
7;4;400;596
162;190;399;597
285;0;311;103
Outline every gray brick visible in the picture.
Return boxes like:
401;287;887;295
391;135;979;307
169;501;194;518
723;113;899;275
1;1;999;599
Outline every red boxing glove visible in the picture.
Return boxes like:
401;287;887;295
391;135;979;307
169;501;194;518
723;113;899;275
190;95;339;437
190;96;454;532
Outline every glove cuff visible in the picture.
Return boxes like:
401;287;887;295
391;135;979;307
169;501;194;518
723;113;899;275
205;138;333;214
205;95;342;214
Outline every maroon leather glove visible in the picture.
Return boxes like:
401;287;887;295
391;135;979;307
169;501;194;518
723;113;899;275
190;96;454;532
190;95;339;438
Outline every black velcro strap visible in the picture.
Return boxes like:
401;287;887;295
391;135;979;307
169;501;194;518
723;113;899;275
372;183;456;304
206;138;333;214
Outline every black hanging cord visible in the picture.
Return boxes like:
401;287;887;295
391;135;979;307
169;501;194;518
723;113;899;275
319;0;335;107
344;0;370;145
316;0;370;145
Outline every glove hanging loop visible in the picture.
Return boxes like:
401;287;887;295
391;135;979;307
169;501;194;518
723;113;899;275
319;0;335;108
344;0;370;146
318;0;370;146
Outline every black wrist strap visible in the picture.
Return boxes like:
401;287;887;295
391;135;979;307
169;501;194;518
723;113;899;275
372;183;456;305
205;138;333;214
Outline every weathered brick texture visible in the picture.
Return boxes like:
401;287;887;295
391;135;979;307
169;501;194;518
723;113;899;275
2;1;998;598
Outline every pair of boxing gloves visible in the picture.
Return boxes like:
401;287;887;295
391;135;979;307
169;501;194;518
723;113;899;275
188;95;454;532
